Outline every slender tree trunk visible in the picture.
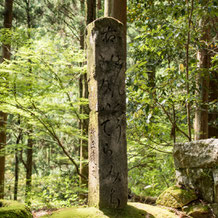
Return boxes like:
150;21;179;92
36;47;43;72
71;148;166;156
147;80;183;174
0;112;7;199
208;15;218;138
14;147;19;200
79;0;85;50
208;70;218;138
0;0;13;199
79;79;89;189
186;0;194;141
172;103;176;144
79;0;86;190
14;116;22;200
79;0;84;166
104;0;113;17
97;0;101;10
79;0;96;190
167;60;177;143
24;0;33;204
25;134;33;204
194;18;210;140
147;69;156;100
47;145;51;173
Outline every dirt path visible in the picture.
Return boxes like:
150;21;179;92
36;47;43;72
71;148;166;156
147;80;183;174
32;210;54;218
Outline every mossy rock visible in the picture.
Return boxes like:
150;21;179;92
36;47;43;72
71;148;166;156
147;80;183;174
42;202;178;218
0;199;32;218
183;203;211;218
156;185;198;208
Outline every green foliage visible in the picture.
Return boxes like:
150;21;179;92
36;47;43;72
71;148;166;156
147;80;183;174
30;173;87;209
1;28;87;207
128;142;175;196
126;0;217;198
0;0;217;210
0;29;86;156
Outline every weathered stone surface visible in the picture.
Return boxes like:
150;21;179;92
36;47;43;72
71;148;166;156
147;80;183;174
176;168;214;203
156;185;197;208
86;17;127;209
174;139;218;204
173;138;218;169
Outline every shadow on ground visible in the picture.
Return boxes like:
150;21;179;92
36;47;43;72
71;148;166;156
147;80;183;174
41;202;178;218
101;204;154;218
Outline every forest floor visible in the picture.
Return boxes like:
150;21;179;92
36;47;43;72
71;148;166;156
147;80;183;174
32;209;57;218
32;203;179;218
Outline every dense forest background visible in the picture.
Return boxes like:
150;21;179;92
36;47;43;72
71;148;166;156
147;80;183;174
0;0;217;210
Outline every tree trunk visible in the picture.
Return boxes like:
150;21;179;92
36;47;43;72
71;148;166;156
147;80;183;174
147;69;156;100
104;0;113;17
194;19;210;140
25;135;33;204
79;0;96;190
0;112;7;199
208;66;218;138
24;0;33;204
79;79;89;189
186;0;194;141
104;0;127;55
86;0;96;24
14;117;22;200
0;0;13;199
14;146;19;200
97;0;101;10
104;0;126;27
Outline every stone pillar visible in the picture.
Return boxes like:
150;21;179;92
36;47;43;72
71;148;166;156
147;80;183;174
86;17;127;209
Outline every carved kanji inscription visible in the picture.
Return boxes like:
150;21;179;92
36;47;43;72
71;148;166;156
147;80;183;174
87;17;127;209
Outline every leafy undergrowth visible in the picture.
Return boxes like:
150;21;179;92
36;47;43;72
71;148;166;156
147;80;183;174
41;202;178;218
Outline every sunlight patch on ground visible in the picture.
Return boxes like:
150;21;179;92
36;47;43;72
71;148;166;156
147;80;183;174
41;202;178;218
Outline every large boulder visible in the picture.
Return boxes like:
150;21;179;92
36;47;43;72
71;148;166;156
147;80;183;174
175;168;214;202
173;139;218;202
156;185;197;208
173;139;218;217
173;138;218;169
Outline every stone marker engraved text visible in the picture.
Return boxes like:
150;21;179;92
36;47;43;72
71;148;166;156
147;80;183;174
87;17;127;209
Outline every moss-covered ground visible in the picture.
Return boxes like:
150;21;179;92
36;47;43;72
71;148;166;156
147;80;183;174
0;199;32;218
42;202;178;218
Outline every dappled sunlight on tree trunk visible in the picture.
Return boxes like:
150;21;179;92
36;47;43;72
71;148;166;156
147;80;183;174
194;18;210;140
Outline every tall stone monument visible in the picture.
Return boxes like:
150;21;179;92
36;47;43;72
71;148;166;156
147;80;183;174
86;17;127;209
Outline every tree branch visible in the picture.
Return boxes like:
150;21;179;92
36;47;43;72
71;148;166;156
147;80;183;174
157;102;191;141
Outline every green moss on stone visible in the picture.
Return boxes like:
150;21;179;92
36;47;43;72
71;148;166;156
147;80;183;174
42;202;177;218
156;185;198;208
0;199;32;218
183;204;210;218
